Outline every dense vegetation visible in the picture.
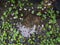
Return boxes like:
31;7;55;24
0;0;60;45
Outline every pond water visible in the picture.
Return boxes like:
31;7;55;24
16;14;44;37
17;22;44;37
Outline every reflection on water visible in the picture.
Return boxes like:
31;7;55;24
17;22;44;37
17;23;36;37
16;14;44;37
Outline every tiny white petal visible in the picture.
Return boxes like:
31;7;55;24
11;13;14;16
13;16;17;19
32;7;34;9
44;7;46;9
19;8;22;11
11;4;13;6
42;8;44;10
48;3;51;6
5;5;7;7
42;24;44;27
28;9;31;11
20;18;23;21
24;8;27;10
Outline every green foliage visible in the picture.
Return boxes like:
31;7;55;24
0;0;60;45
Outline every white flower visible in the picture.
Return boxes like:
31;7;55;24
48;3;51;6
11;4;13;6
19;8;22;11
24;8;27;10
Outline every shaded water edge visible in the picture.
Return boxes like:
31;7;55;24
16;21;44;37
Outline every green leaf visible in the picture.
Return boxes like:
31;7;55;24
46;32;50;37
49;25;51;29
37;5;42;9
37;12;41;16
11;0;15;3
31;10;34;14
15;10;18;15
21;13;23;17
49;31;52;34
1;16;4;20
9;7;12;12
56;37;60;42
3;12;6;15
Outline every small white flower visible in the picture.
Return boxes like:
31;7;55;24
24;8;27;10
44;7;46;9
10;18;12;20
19;18;23;21
42;24;44;27
32;7;34;9
28;9;31;11
45;1;48;3
44;12;47;14
42;8;44;10
5;5;7;7
11;13;14;16
19;8;22;11
13;16;18;19
11;4;13;6
48;3;51;6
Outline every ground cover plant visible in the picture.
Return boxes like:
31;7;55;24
0;0;60;45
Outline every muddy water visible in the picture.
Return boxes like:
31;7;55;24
16;15;60;38
17;15;44;37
